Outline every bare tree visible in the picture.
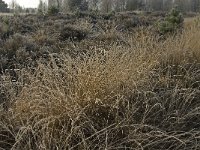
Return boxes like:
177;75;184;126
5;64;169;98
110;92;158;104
9;0;16;12
88;0;99;10
9;0;22;14
191;0;200;12
100;0;114;13
113;0;126;12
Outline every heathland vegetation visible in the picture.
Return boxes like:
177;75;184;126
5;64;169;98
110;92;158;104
0;0;200;149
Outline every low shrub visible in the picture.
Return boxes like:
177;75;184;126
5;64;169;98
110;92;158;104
59;25;88;41
48;6;59;15
0;22;12;40
1;33;25;57
157;7;184;34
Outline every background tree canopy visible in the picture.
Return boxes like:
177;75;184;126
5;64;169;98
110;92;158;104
47;0;200;13
0;0;9;13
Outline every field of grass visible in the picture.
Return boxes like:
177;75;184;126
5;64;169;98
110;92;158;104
0;12;200;149
0;13;13;16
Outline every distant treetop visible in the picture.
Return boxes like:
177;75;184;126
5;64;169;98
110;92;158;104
0;0;9;13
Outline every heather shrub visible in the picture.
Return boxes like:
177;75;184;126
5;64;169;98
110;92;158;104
48;6;59;15
1;33;25;58
59;25;88;41
0;22;10;39
0;23;8;34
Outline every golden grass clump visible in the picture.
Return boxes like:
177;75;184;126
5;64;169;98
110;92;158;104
14;39;157;119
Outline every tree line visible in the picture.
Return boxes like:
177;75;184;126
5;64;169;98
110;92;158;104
0;0;200;14
0;0;36;14
0;0;9;12
45;0;200;13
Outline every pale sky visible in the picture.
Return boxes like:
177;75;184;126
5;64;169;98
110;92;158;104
4;0;46;8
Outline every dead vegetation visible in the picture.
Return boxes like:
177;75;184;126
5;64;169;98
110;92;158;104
0;12;200;149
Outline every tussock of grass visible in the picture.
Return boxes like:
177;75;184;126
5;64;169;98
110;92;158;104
1;19;200;149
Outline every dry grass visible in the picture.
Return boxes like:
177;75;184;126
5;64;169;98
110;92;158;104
0;13;13;16
0;13;29;16
1;18;200;149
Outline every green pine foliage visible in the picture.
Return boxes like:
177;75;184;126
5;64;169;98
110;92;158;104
48;6;59;15
0;0;9;12
157;6;184;34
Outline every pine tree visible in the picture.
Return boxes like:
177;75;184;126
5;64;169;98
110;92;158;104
38;0;44;14
67;0;88;11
